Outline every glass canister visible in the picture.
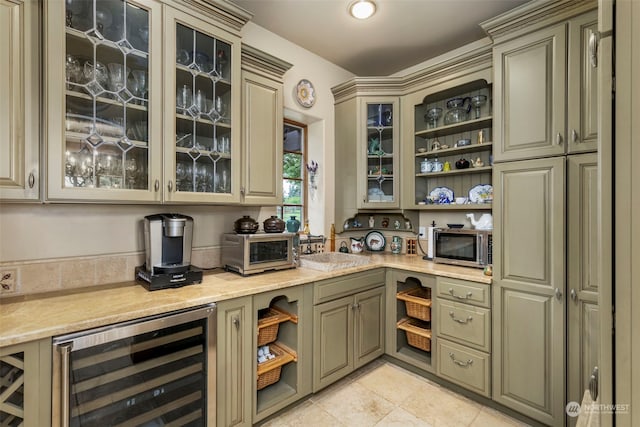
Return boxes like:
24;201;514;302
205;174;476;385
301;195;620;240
390;236;402;254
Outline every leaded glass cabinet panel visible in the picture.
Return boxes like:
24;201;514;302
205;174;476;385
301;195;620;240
46;0;163;202
163;8;241;204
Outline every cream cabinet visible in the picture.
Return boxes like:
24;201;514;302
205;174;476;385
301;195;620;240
0;0;39;201
491;10;598;162
567;153;599;426
492;156;566;425
332;80;401;231
313;269;386;392
217;296;252;427
0;339;51;427
435;277;492;397
239;45;291;205
45;0;247;203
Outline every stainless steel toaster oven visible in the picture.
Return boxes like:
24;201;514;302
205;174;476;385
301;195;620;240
221;232;297;275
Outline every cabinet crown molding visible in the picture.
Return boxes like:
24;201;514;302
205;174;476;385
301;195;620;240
169;0;253;34
331;40;492;103
241;43;293;80
480;0;597;42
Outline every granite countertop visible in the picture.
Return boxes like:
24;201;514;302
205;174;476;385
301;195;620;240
0;254;491;348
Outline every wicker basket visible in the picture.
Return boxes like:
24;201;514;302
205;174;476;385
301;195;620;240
397;317;432;352
257;306;297;346
396;287;432;321
256;342;297;390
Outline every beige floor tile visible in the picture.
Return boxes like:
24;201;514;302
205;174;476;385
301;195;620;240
399;380;481;427
470;407;532;427
355;363;428;405
374;407;434;426
265;361;526;427
261;400;345;427
315;381;396;426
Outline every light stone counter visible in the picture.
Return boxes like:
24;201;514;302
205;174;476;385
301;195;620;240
0;254;490;348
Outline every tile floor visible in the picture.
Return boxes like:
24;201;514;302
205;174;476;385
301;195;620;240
260;360;531;427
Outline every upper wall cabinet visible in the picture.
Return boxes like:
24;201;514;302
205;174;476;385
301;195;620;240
45;0;249;203
0;0;40;201
240;44;292;205
359;97;400;209
487;6;598;162
332;79;401;231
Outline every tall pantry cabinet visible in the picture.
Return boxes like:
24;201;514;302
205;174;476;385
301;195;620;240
482;2;599;425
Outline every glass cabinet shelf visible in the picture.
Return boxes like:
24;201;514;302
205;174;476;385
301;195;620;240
415;116;493;139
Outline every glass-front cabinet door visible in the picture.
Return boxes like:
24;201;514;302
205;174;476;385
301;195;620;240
46;0;162;202
163;8;240;203
359;98;399;209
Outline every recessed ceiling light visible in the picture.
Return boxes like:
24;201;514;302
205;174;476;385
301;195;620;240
349;0;376;20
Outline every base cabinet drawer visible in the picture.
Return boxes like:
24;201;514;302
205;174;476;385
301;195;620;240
436;299;491;352
436;339;491;397
436;277;490;308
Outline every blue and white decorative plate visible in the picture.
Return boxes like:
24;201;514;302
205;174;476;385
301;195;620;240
429;186;454;204
468;184;493;203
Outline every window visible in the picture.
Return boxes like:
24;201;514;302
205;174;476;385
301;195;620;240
278;120;307;229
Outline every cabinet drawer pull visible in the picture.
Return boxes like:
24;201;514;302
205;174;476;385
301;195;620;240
449;352;473;367
571;129;579;143
167;180;173;192
449;311;473;324
28;172;35;188
448;288;472;300
154;179;160;192
556;132;563;145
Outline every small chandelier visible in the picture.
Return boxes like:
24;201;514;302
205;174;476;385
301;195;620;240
349;0;377;20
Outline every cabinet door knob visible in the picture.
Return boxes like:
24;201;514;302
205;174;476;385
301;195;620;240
555;288;563;300
167;180;173;192
570;288;577;301
28;172;35;189
556;132;563;145
571;129;579;143
154;179;160;192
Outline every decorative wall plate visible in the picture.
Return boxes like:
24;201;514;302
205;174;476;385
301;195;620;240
365;231;386;252
295;79;316;108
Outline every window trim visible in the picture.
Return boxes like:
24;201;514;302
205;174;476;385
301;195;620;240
282;118;308;224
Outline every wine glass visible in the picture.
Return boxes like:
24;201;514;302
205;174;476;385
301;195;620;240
107;63;127;94
131;70;148;101
424;107;442;128
65;55;81;89
176;85;192;112
470;95;487;119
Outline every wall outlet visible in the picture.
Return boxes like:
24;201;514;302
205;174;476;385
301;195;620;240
418;226;426;238
0;269;17;294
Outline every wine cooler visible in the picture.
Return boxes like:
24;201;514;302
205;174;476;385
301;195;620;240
52;304;216;427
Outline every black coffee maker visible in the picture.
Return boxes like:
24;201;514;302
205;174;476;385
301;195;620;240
136;213;202;290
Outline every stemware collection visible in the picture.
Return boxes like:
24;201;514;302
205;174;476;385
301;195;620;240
423;93;490;128
63;0;232;194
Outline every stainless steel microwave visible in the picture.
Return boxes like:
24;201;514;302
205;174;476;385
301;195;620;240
221;232;297;275
433;228;492;268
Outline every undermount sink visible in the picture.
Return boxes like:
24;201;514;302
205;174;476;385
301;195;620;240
298;252;371;271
